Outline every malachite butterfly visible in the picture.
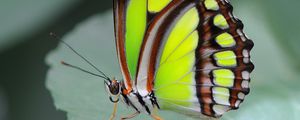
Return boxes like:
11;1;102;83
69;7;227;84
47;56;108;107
109;0;254;119
60;0;254;119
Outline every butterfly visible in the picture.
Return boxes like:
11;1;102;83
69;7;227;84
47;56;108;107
58;0;254;119
102;0;255;119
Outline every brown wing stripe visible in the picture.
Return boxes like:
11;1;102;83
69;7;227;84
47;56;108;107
149;0;195;92
113;0;132;93
136;0;185;92
195;1;215;117
135;0;194;92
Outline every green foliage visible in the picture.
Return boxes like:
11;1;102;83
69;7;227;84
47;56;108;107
46;1;300;120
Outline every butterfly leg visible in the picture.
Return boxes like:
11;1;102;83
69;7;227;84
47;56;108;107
151;114;163;120
120;112;140;120
109;102;118;120
150;105;162;120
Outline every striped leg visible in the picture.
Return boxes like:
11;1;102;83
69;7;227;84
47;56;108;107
120;112;140;120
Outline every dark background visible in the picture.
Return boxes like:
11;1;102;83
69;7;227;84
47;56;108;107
0;1;110;120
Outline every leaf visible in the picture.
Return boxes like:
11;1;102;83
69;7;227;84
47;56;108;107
46;2;300;120
46;11;119;120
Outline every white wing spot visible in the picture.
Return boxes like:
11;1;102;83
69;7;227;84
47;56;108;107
241;80;249;89
242;49;249;57
238;92;245;99
213;105;230;116
228;12;236;23
235;100;241;107
236;29;247;42
241;71;250;80
243;57;250;64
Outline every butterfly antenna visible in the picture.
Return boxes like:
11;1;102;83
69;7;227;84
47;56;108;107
50;32;110;80
61;61;110;81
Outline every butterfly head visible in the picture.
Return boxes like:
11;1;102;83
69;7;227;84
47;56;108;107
104;77;121;103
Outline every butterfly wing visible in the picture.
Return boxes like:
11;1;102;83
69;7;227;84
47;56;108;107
135;0;254;118
113;0;148;91
114;0;180;92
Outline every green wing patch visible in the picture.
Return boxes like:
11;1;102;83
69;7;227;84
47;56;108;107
125;0;147;78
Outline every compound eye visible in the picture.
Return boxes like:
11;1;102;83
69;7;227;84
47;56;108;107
110;83;121;95
110;86;120;95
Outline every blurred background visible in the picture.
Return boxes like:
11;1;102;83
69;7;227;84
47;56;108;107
0;0;111;120
0;0;300;120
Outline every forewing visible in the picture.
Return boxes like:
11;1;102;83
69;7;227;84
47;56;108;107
113;0;147;90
